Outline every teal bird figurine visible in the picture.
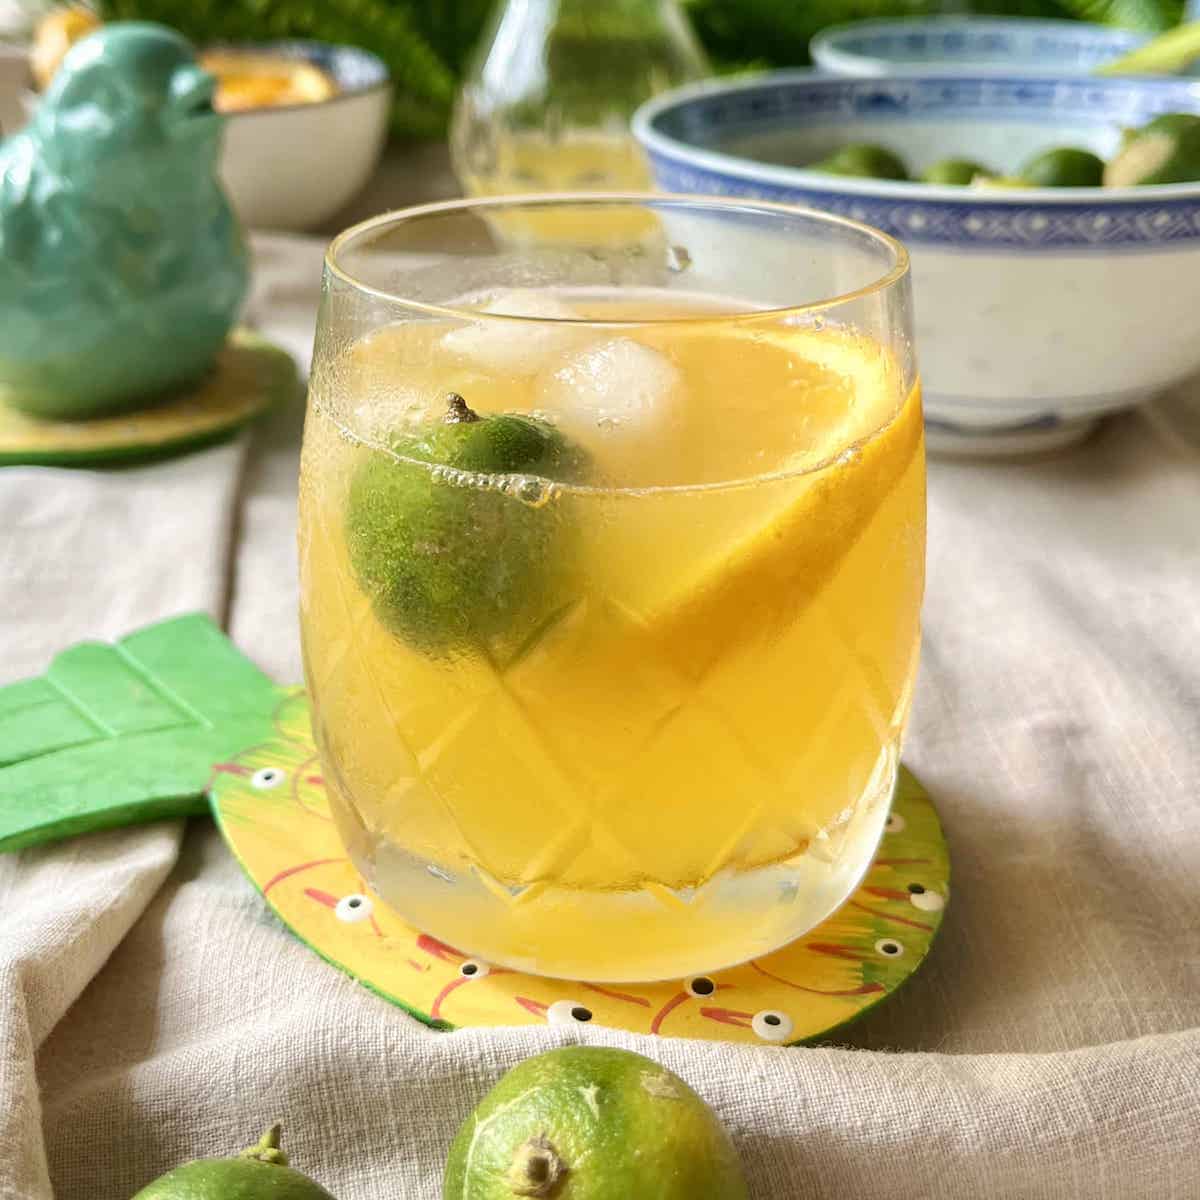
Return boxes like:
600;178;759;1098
0;23;248;420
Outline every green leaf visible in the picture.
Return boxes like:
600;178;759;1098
688;0;1065;69
1098;18;1200;71
1057;0;1183;31
0;614;283;852
684;0;1181;68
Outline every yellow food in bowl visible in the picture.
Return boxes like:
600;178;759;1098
199;51;340;113
31;5;101;91
32;8;340;112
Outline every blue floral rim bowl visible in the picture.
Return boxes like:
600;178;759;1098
809;16;1187;79
632;71;1200;456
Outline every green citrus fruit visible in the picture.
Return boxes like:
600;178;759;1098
970;175;1031;190
1104;112;1200;187
444;1046;750;1199
1018;147;1104;187
920;157;992;185
131;1126;337;1200
811;142;908;180
345;393;587;657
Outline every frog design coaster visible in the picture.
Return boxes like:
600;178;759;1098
0;615;949;1045
0;330;297;466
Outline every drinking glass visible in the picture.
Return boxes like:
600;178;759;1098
300;195;923;982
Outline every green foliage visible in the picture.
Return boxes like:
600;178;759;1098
99;0;1186;139
99;0;484;137
0;614;281;852
687;0;1184;68
686;0;1067;69
1057;0;1184;31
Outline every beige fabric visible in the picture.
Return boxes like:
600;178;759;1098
2;234;1199;1199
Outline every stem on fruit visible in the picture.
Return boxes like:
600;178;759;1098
239;1124;289;1167
507;1133;567;1197
444;392;480;424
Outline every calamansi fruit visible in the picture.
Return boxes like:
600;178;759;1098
920;158;992;185
444;1046;750;1199
1018;147;1105;187
1104;112;1200;187
345;393;586;656
811;143;908;180
130;1125;337;1199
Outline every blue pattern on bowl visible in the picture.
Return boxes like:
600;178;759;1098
811;17;1152;76
634;71;1200;455
633;74;1200;251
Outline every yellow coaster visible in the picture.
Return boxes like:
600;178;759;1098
211;691;949;1045
0;329;297;466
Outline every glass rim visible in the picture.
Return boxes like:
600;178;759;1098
324;192;911;324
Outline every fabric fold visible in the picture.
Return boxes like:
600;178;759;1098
1;438;250;1199
4;233;1199;1200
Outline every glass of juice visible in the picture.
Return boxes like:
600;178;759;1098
300;195;923;982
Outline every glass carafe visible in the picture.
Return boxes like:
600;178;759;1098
450;0;709;197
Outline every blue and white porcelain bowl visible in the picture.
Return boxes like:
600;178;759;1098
810;17;1159;79
633;72;1200;455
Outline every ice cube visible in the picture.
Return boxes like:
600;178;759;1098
538;337;682;434
441;289;584;374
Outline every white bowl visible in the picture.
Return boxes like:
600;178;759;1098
811;16;1159;78
212;41;390;232
634;72;1200;455
5;38;391;232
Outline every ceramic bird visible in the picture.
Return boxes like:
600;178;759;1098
0;23;247;420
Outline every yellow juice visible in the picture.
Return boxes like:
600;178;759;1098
457;130;653;194
299;291;925;981
455;131;658;244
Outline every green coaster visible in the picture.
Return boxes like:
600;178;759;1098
0;615;949;1045
0;330;296;466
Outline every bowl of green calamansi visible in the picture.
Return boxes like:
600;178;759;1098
635;72;1200;455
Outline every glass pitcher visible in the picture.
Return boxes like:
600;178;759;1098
450;0;709;197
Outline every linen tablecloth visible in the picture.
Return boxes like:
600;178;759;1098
2;232;1198;1200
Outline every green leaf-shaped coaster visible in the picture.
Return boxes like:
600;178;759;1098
0;329;296;467
0;614;287;851
0;617;949;1045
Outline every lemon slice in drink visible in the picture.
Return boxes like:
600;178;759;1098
588;329;921;677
